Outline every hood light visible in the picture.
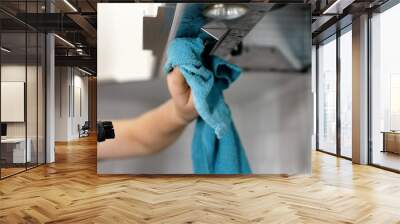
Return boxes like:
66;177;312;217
203;4;248;20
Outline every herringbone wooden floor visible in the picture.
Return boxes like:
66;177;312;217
1;136;400;224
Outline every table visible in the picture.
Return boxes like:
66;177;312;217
1;138;31;164
382;131;400;154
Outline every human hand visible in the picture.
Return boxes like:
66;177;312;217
167;67;198;124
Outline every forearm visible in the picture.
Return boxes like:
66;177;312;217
98;100;189;159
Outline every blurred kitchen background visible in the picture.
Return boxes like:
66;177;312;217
97;3;313;174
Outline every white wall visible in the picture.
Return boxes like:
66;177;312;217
55;67;69;141
55;67;89;141
1;65;36;138
98;72;312;174
1;82;25;122
97;3;159;82
1;65;26;135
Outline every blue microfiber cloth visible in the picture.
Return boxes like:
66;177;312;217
164;37;252;174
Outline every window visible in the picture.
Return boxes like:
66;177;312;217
370;2;400;171
317;36;337;154
390;74;400;130
339;28;352;158
316;26;353;159
0;1;47;179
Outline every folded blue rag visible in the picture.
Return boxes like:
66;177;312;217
164;37;251;174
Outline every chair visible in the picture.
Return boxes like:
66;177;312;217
79;121;90;138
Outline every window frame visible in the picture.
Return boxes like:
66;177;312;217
315;24;353;161
367;0;400;173
0;0;48;180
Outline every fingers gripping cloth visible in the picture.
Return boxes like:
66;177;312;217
164;37;252;174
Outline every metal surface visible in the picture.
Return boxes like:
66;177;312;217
203;4;249;20
67;13;97;39
55;55;96;68
229;45;296;72
200;22;229;41
312;15;335;33
142;5;176;78
201;4;273;60
162;3;311;74
323;0;355;14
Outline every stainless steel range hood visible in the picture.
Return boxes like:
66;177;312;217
152;3;311;77
98;3;310;83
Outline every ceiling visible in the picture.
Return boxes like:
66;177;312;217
0;0;392;75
